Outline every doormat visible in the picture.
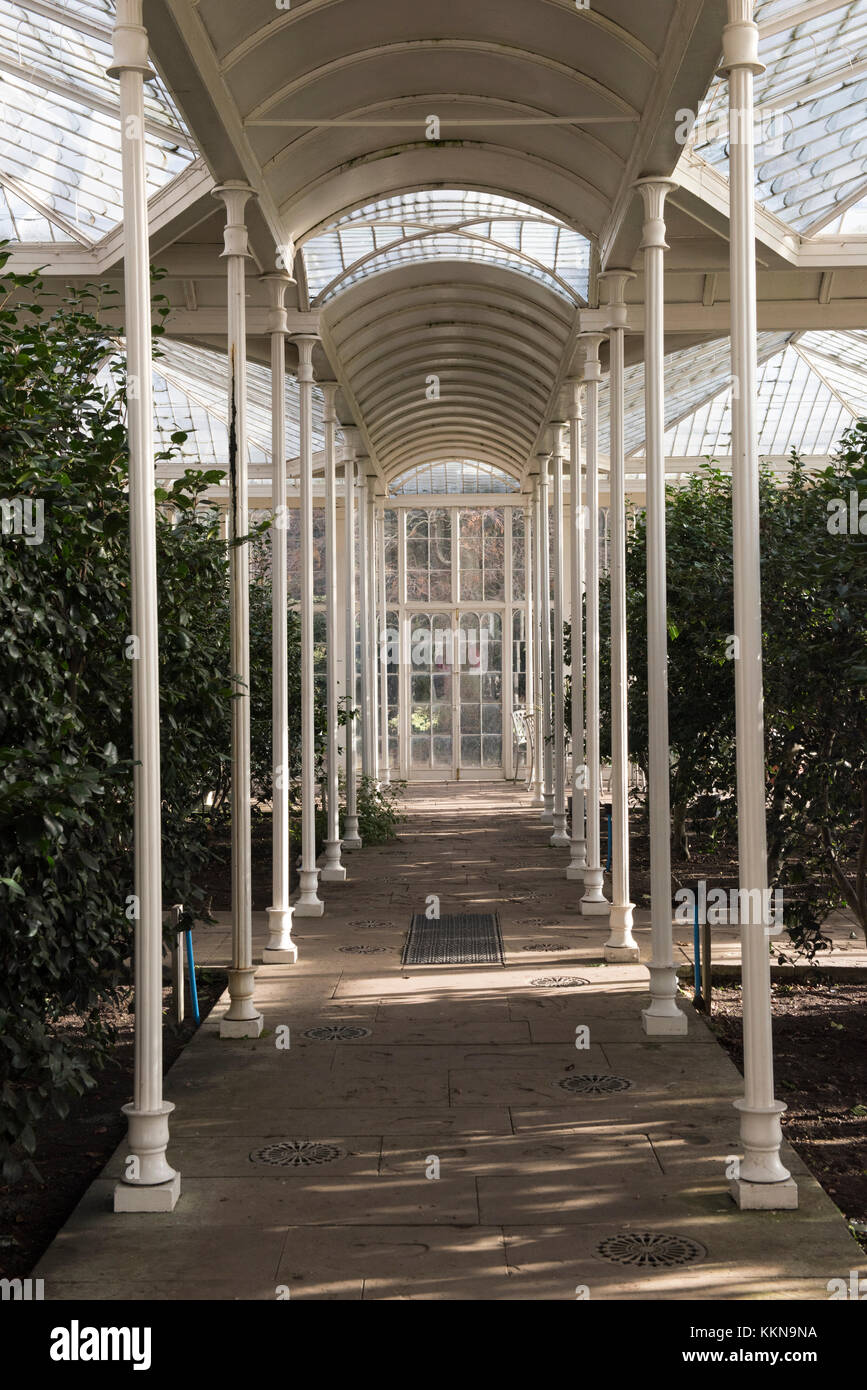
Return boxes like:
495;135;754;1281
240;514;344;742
402;912;504;966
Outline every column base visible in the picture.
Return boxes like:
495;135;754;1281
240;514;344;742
729;1177;798;1210
220;1013;264;1038
581;868;609;915
295;868;324;916
116;1101;177;1189
605;902;639;958
733;1097;792;1185
642;964;686;1032
550;813;570;847
642;1007;688;1036
221;967;262;1034
321;842;347;882
566;839;586;881
114;1172;181;1213
264;905;297;962
342;821;363;850
604;943;641;962
540;809;553;825
263;946;298;964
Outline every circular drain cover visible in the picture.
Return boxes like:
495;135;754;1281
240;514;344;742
521;943;570;952
517;917;546;927
559;1074;633;1095
349;919;397;930
250;1141;346;1167
338;944;391;954
594;1232;707;1268
302;1024;372;1042
529;976;589;988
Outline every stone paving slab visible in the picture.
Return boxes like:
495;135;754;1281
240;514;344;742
35;782;862;1301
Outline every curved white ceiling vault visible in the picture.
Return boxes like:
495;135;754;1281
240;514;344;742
7;0;867;491
136;0;727;484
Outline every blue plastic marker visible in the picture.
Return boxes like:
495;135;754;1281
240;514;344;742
184;929;200;1025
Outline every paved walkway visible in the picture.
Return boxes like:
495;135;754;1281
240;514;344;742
38;784;861;1300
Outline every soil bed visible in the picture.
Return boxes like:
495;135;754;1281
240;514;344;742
707;979;867;1251
0;970;226;1281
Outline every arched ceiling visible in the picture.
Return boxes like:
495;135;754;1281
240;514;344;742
321;260;573;480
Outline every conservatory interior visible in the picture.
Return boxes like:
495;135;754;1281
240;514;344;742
4;0;867;1299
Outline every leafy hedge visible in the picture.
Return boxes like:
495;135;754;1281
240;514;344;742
0;256;394;1178
598;438;867;953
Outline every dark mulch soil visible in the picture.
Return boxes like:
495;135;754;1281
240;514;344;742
0;971;226;1281
194;815;297;912
708;980;867;1251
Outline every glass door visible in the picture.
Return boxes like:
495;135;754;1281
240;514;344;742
457;610;503;776
408;611;455;775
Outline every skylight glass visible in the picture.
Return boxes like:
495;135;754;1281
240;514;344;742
0;0;197;243
301;191;591;306
662;339;859;457
685;0;867;235
98;339;327;469
390;460;520;495
599;333;791;458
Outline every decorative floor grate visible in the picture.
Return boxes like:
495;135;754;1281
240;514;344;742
338;944;392;954
521;942;572;952
348;919;398;930
594;1232;707;1268
301;1025;372;1042
529;976;589;988
249;1141;346;1167
402;912;505;966
558;1074;633;1095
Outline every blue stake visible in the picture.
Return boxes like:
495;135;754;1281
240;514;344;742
693;898;701;1002
184;929;200;1025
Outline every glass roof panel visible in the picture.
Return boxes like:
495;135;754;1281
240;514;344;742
301;190;590;304
661;340;857;457
98;339;327;469
390;461;519;495
599;333;791;457
0;0;197;244
685;0;867;235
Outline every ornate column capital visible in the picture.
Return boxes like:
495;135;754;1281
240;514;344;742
578;332;605;383
261;271;293;335
106;0;154;79
598;270;636;332
319;381;339;421
213;182;256;259
719;3;765;77
291;333;319;382
633;177;679;252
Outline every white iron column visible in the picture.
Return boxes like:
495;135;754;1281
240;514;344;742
321;383;347;882
376;504;391;783
567;379;587;881
538;453;554;823
342;439;362;847
531;480;545;805
549;424;569;847
366;481;380;784
214;182;265;1032
293;336;324;917
109;0;179;1210
600;271;640;961
357;467;373;779
262;273;297;964
635;179;687;1033
579;335;609;916
723;0;795;1206
524;492;537;795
